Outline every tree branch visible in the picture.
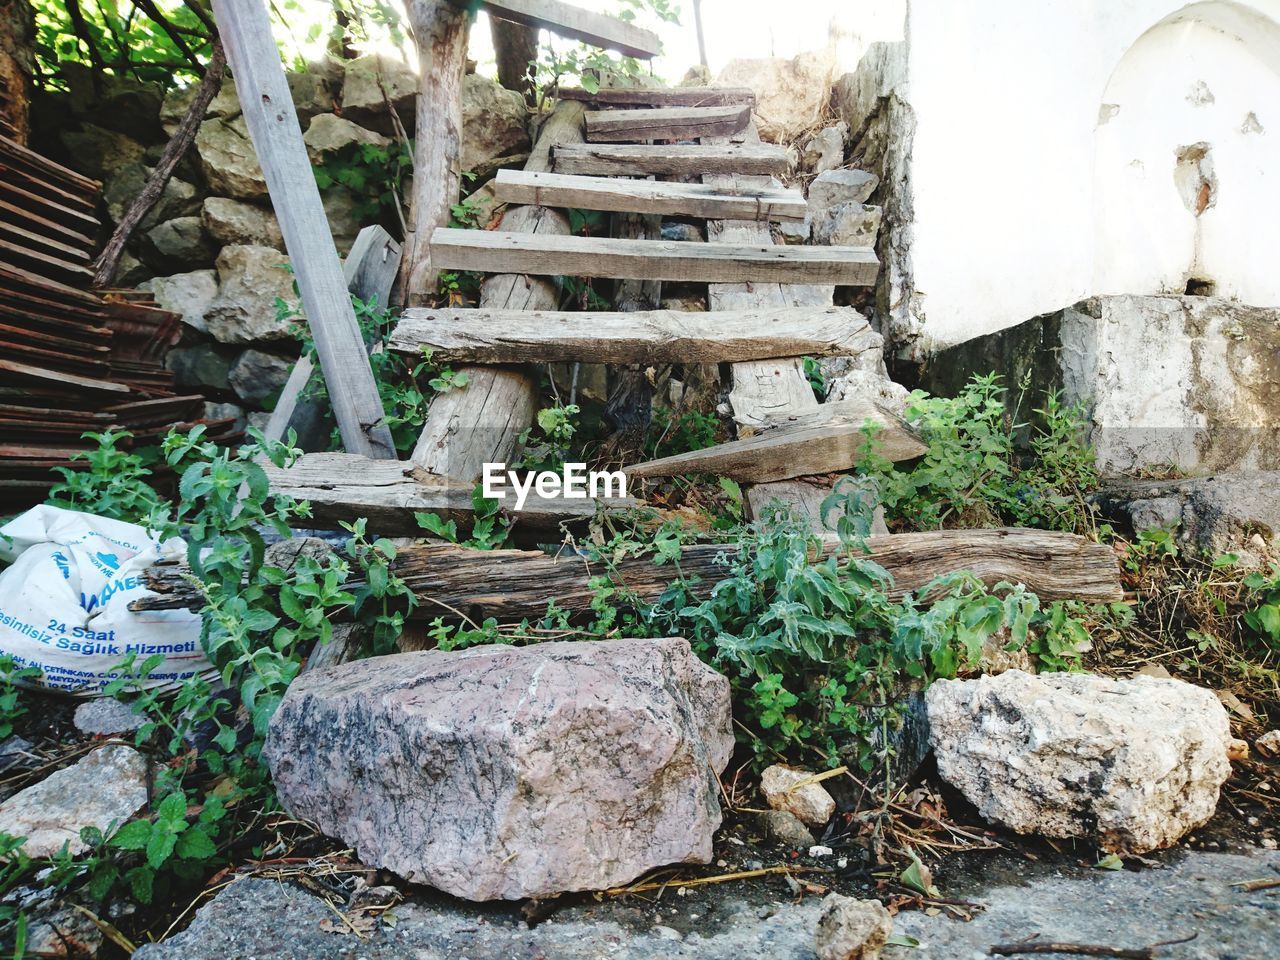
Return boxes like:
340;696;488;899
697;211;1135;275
134;0;206;71
64;0;108;81
91;36;226;288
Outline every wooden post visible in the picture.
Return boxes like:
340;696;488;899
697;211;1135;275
490;15;538;100
403;0;470;305
209;0;396;459
263;225;403;452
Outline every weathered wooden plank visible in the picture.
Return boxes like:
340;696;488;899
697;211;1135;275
0;358;130;394
262;452;637;533
554;142;791;177
584;104;751;142
556;86;755;107
493;169;806;222
263;225;403;452
390;305;878;364
452;0;661;58
137;527;1125;618
409;101;587;483
210;0;396;460
428;229;879;285
625;400;926;483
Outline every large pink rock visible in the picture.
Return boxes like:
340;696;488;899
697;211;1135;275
264;638;733;901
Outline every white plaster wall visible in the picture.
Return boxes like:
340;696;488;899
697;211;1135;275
900;0;1280;349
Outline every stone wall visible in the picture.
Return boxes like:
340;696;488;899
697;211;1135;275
32;55;529;429
917;295;1280;478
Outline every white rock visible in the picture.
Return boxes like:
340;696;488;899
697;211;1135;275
196;115;267;200
302;113;390;164
1256;730;1280;758
143;270;219;334
812;202;882;247
814;894;893;960
760;765;836;828
927;670;1232;854
73;699;145;737
809;845;834;858
204;245;296;344
228;349;293;408
715;51;838;143
201;197;284;249
803;123;848;174
809;169;880;211
0;745;148;857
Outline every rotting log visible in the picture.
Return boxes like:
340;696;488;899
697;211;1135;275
211;0;395;458
409;100;586;482
403;0;469;303
493;169;806;222
137;528;1125;619
553;142;791;177
624;401;926;483
427;230;879;285
389;305;880;364
584;105;751;143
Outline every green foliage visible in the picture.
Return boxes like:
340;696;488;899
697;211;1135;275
645;406;719;459
415;486;511;552
517;401;581;472
0;658;39;740
312;139;414;233
48;430;162;523
859;374;1100;534
802;356;827;400
1243;562;1280;650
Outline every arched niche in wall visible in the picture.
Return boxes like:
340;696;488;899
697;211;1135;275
1092;1;1280;303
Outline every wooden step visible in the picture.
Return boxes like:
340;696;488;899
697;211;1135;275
450;0;660;58
553;142;791;177
428;229;878;285
263;453;638;534
557;86;756;107
493;169;806;222
625;399;926;484
390;305;878;364
137;529;1126;618
584;105;751;142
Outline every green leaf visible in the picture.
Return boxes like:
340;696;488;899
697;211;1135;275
146;829;178;870
109;819;152;851
1095;853;1124;871
175;827;217;861
157;791;188;825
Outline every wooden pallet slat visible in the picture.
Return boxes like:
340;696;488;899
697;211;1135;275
556;86;756;107
553;142;791;177
390;305;879;364
452;0;661;58
584;104;751;142
625;400;926;484
493;169;806;222
428;229;878;285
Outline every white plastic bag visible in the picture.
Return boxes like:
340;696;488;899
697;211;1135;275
0;505;210;695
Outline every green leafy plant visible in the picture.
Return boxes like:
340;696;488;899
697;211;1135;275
48;430;162;523
0;657;39;740
1243;562;1280;649
313;139;414;234
517;401;581;473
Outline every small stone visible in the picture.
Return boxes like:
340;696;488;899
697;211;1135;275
341;53;416;133
814;894;893;960
0;745;148;858
73;699;145;737
201;197;284;249
759;809;815;849
461;72;531;175
1262;837;1278;849
228;349;293;408
302;113;390;165
196;115;267;200
760;765;836;828
143;270;219;334
812;202;882;248
809;168;879;210
25;900;104;959
1255;730;1280;758
802;123;848;174
204;245;297;344
167;344;237;393
927;671;1231;855
809;845;834;858
661;222;706;243
143;216;215;269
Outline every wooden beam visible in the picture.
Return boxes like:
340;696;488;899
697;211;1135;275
584;104;751;142
409;101;586;483
453;0;661;58
493;169;806;221
624;400;926;483
556;86;755;107
137;528;1125;618
261;452;637;533
553;142;791;177
389;305;879;364
428;229;879;285
210;0;396;459
404;0;470;302
263;225;403;452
